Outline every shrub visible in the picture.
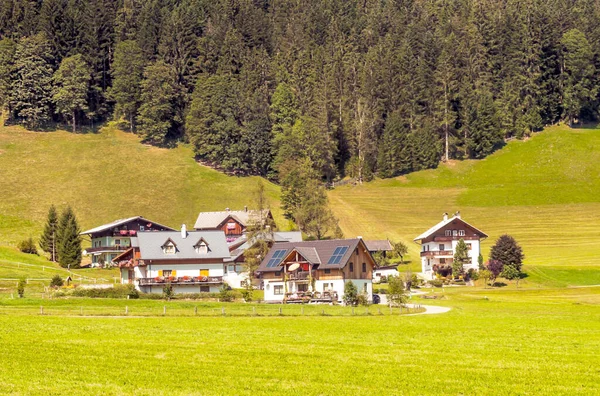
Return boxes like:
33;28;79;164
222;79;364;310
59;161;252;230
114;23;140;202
163;282;174;300
50;275;64;288
387;276;407;306
17;278;26;297
17;237;38;254
219;282;234;302
430;279;444;288
467;268;479;281
241;288;252;302
343;281;358;306
70;284;139;299
357;292;370;306
138;292;164;300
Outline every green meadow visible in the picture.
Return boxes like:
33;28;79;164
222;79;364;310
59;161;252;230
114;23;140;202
0;287;598;395
329;125;600;286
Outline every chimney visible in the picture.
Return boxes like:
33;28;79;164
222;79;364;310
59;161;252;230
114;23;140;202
225;207;230;212
443;212;448;221
455;211;461;219
181;224;187;239
244;205;248;212
357;235;363;239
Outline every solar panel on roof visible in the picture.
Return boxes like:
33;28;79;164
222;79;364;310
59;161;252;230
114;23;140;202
327;246;348;265
266;249;287;267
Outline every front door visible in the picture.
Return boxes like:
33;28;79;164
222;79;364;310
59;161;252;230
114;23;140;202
128;269;134;284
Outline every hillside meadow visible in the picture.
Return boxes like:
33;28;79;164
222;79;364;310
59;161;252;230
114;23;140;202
0;123;284;248
329;125;600;286
0;287;598;395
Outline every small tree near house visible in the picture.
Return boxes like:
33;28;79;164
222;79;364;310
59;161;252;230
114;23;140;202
501;265;523;288
453;238;469;278
17;278;26;298
486;259;504;286
388;276;407;306
39;205;59;262
343;281;358;306
490;234;525;272
392;241;408;263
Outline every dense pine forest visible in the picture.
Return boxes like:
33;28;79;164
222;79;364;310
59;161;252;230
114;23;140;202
1;0;600;187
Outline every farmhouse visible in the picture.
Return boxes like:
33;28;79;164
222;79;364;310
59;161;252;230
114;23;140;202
80;216;174;267
257;238;376;303
225;231;303;288
114;226;230;293
194;207;274;242
414;212;488;280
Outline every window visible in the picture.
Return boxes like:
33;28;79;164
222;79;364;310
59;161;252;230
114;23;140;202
439;244;445;251
163;270;172;277
196;242;208;254
466;243;472;250
363;283;368;293
323;283;333;292
459;230;465;236
324;269;331;274
274;285;283;295
452;230;458;236
362;263;367;272
200;269;209;277
139;226;145;231
355;248;359;256
200;286;209;292
349;262;354;272
328;246;349;265
440;258;446;264
298;284;308;292
445;230;452;236
228;265;235;273
267;249;287;267
227;222;236;230
115;239;121;245
164;244;175;254
275;271;281;277
427;259;431;267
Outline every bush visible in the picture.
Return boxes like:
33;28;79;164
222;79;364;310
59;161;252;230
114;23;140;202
70;284;139;299
343;281;358;306
467;268;479;281
357;292;370;306
138;292;164;300
430;279;444;288
17;278;26;297
219;282;234;302
50;275;64;288
17;237;38;254
163;283;174;300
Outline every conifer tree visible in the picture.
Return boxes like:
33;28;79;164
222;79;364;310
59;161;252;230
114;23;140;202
39;205;59;262
137;61;179;145
56;206;82;269
9;33;54;129
0;38;15;113
52;54;90;132
109;40;145;131
294;179;342;240
453;238;470;278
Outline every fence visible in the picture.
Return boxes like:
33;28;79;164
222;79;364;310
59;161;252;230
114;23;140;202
0;303;426;318
0;260;112;284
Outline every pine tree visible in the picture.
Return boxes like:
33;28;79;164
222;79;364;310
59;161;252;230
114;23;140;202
453;238;470;278
0;38;15;113
294;179;342;240
56;206;82;269
9;33;54;129
52;54;90;132
39;205;59;262
108;40;145;131
137;61;179;145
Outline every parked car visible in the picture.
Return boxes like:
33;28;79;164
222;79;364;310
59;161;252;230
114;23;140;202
372;294;381;304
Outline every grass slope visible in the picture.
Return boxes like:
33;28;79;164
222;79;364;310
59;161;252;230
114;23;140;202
0;287;598;395
329;125;600;286
0;124;282;247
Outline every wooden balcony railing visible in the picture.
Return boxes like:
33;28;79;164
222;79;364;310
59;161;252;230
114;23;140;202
86;245;130;253
420;250;454;257
138;276;223;286
288;271;311;280
432;236;479;242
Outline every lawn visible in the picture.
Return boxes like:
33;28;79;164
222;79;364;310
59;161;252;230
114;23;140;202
329;125;600;285
0;123;284;248
0;287;598;395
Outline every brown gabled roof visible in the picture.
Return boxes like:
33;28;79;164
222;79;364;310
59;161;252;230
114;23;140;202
365;240;393;252
257;238;369;272
414;215;488;242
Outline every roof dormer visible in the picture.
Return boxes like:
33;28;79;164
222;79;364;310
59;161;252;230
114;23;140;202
161;238;178;254
193;238;210;255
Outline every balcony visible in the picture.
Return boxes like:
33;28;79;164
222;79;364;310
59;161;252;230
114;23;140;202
86;245;131;253
138;276;223;286
433;236;479;242
288;271;311;281
420;250;453;258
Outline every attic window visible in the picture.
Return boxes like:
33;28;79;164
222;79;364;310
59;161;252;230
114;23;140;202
459;230;465;236
164;243;175;254
227;222;236;230
445;230;452;236
196;242;208;255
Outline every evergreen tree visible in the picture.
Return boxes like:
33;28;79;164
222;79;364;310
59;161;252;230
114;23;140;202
453;238;469;278
294;179;342;240
9;33;54;129
468;92;502;159
490;234;525;272
39;205;59;262
56;206;82;269
137;61;179;145
52;54;90;132
0;38;16;113
109;40;145;130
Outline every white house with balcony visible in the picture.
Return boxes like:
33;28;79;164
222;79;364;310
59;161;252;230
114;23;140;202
414;212;488;280
114;226;231;293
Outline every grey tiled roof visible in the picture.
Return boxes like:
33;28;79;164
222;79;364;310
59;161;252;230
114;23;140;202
137;231;230;260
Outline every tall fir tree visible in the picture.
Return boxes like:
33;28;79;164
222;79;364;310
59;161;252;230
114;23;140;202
39;205;59;262
52;54;90;132
56;206;82;269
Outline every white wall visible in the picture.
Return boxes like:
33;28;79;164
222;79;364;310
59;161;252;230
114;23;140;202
420;239;481;279
146;263;224;278
263;278;373;303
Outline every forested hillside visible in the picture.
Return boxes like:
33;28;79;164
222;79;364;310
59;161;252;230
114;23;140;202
1;1;600;195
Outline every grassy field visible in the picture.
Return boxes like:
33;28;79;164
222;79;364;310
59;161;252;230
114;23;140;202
329;125;600;286
0;123;283;248
0;286;598;395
